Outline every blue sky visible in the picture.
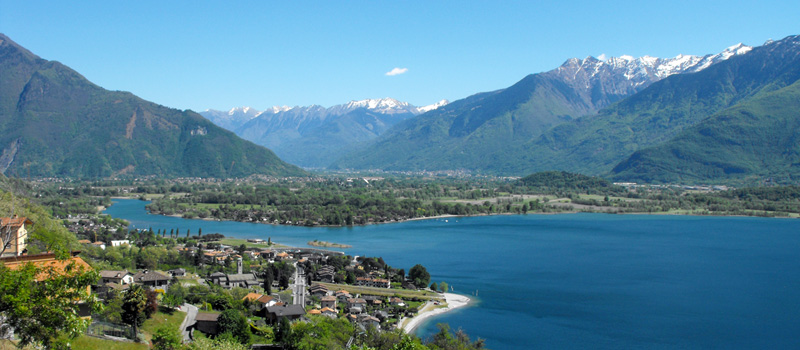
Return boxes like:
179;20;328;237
1;1;798;112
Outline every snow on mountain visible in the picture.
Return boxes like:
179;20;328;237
552;42;753;94
416;99;449;113
201;106;262;130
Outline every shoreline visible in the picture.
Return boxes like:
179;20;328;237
402;292;472;334
107;199;798;230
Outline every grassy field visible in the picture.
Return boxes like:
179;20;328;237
70;336;149;350
140;307;187;342
316;282;443;300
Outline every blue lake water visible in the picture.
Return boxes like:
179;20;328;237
105;199;800;349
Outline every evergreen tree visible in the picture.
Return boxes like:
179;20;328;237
122;284;147;336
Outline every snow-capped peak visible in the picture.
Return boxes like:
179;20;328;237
344;97;410;110
416;99;449;113
226;106;260;117
267;105;294;114
556;41;753;85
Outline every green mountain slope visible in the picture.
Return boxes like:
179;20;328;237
332;44;753;173
609;79;800;183
331;72;612;171
0;34;305;178
513;34;800;176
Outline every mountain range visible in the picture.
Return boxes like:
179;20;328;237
201;98;448;167
335;35;800;184
3;29;799;185
0;33;305;178
331;43;754;175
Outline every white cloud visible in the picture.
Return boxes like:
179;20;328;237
385;67;408;76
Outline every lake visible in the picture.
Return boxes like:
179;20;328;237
105;199;800;349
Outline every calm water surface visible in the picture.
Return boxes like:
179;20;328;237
105;199;800;349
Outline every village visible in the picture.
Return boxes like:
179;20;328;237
1;214;454;348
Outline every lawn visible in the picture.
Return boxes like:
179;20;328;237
70;336;149;350
140;307;187;342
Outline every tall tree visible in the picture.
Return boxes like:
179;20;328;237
263;268;274;295
408;264;430;288
217;309;251;344
122;284;147;336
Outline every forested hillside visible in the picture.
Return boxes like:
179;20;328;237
0;34;305;178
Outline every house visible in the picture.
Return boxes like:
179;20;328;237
335;290;352;303
99;270;133;285
243;293;278;309
373;310;389;322
242;292;263;303
308;283;330;297
357;315;381;329
320;295;337;309
265;304;305;324
194;313;220;336
316;266;336;283
91;241;106;250
390;297;405;307
0;251;93;318
259;249;276;260
132;270;171;288
363;295;382;305
110;240;130;247
0;216;33;257
168;268;186;277
275;252;290;261
321;307;338;318
307;309;322;316
257;294;278;308
347;298;366;314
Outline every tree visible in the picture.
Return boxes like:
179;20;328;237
198;227;202;236
440;281;449;293
0;255;101;349
122;284;147;336
279;274;290;290
274;317;292;345
263;268;274;295
430;282;438;292
408;264;430;288
152;324;182;350
164;282;186;309
217;309;251;344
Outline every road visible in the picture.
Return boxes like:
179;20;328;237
292;263;306;306
179;303;199;342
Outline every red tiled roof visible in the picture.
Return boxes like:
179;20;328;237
1;251;92;281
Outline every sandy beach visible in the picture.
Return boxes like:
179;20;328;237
402;293;471;333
